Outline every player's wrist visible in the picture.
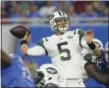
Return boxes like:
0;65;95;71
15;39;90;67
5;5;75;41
20;40;28;46
87;42;96;50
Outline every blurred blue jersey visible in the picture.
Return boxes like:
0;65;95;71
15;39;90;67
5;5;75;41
97;50;109;71
1;54;35;87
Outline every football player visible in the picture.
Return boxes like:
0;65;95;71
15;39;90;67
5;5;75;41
20;11;109;87
84;39;109;87
35;63;60;88
1;49;35;87
93;39;109;72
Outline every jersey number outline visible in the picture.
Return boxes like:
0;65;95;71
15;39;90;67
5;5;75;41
57;42;71;61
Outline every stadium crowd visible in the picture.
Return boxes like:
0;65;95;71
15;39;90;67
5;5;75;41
1;1;109;20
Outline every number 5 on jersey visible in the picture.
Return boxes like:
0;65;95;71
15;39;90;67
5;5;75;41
57;42;71;61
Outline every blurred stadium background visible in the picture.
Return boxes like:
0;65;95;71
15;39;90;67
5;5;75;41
1;1;109;87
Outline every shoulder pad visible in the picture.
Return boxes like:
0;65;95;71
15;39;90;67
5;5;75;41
38;38;48;55
39;37;48;44
78;29;85;37
74;29;84;34
38;37;49;46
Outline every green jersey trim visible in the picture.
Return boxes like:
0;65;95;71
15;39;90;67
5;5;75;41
38;39;48;55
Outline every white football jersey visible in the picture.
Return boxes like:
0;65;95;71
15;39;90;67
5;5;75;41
39;29;90;79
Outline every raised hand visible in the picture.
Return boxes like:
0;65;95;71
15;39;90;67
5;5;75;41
85;30;94;44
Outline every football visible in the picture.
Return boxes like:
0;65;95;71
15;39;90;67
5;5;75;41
10;25;30;39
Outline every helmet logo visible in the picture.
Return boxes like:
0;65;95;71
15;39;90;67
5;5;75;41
46;67;58;74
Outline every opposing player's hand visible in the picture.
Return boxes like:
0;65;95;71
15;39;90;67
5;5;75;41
20;31;29;41
85;30;94;44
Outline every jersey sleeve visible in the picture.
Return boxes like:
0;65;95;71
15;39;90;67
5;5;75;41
27;45;46;56
38;38;48;55
77;29;85;48
77;29;96;63
27;37;49;56
77;29;91;50
81;48;97;64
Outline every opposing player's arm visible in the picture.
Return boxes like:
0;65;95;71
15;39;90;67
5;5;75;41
78;29;101;56
84;62;109;87
82;49;109;87
1;49;12;69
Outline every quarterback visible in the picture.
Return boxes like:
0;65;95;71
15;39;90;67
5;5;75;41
20;11;109;87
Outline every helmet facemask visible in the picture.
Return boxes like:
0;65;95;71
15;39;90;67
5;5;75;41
52;17;69;33
49;11;70;34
